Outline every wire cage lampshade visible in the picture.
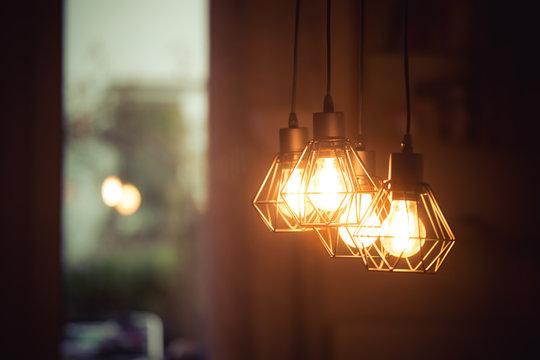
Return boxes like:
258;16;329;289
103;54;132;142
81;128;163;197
278;0;376;252
307;0;384;258
253;0;312;233
281;112;377;232
353;152;455;272
312;149;380;257
352;0;455;273
253;127;310;232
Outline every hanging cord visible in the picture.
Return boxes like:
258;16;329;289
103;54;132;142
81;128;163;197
356;0;366;150
288;0;301;127
323;0;334;112
401;0;413;153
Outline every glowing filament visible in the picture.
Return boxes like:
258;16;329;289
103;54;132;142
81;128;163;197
380;200;426;258
308;157;346;212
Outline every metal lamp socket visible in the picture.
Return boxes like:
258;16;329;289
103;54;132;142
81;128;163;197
313;111;345;139
388;152;424;198
279;127;308;154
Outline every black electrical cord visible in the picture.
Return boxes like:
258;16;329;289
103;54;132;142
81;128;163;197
402;0;413;152
356;0;366;149
323;0;334;112
326;0;331;97
288;0;301;128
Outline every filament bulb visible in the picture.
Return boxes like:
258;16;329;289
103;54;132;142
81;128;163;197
380;200;426;258
307;157;346;212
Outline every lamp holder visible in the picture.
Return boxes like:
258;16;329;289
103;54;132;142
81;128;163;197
280;126;308;153
388;151;423;197
313;111;345;139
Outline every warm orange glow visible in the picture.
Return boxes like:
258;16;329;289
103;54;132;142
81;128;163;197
280;168;306;218
101;176;123;207
307;157;346;212
116;184;141;216
339;193;379;247
380;200;426;257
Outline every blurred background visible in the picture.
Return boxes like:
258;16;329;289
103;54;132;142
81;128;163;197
61;1;207;358
2;0;540;359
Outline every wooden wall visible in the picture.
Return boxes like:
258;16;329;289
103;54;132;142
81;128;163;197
207;1;540;359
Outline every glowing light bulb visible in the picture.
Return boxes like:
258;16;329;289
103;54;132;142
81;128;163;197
308;157;346;212
116;184;141;216
280;167;305;218
339;193;379;247
101;176;123;207
380;200;426;258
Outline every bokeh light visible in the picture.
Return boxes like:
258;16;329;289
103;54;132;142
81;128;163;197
101;176;123;207
116;184;141;216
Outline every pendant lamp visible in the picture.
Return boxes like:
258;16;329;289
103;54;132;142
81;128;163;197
311;0;380;257
353;1;455;272
253;0;310;232
281;0;377;246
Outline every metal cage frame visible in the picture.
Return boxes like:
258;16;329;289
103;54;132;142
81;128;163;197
353;180;455;273
281;139;376;227
253;152;309;232
281;139;378;256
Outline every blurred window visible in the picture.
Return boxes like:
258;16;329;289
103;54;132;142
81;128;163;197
62;1;207;358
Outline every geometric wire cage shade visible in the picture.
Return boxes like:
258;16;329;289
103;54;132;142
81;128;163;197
253;152;310;232
353;181;455;272
314;191;377;258
281;138;377;229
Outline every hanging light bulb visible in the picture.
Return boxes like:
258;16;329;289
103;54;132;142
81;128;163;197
253;0;312;232
306;0;381;258
354;152;455;272
282;0;376;230
379;199;425;257
353;0;455;272
307;157;347;212
281;112;376;230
